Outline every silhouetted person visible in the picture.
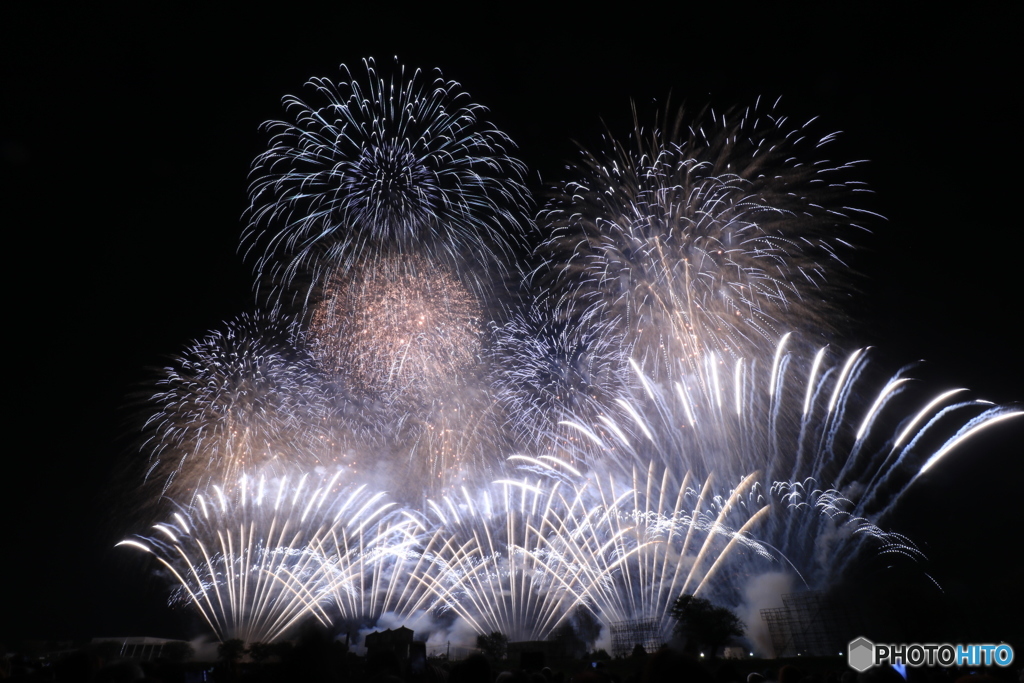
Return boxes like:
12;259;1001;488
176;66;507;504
643;648;711;683
448;654;491;683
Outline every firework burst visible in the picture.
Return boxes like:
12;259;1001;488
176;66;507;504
414;480;583;641
307;254;483;406
535;100;872;382
393;457;780;642
143;313;341;504
118;470;424;644
560;340;1021;592
490;303;623;454
503;457;778;641
304;254;508;491
245;57;530;309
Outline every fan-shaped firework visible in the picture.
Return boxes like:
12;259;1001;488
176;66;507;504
143;313;341;503
118;470;425;644
407;458;782;643
559;340;1021;593
535;100;871;382
414;480;583;641
245;58;530;309
500;457;777;642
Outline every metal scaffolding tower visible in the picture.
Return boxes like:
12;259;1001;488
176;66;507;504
610;618;663;657
761;592;862;658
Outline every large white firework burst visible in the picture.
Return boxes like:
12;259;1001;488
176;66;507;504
535;99;873;382
245;57;531;309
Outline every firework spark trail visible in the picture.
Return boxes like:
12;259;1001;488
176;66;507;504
305;253;510;489
489;304;623;454
142;313;342;504
244;57;531;311
301;502;434;625
308;255;483;405
409;479;586;641
554;342;1019;595
522;458;776;641
404;456;777;642
118;470;423;644
533;100;872;385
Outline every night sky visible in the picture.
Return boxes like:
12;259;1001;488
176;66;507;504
3;6;1020;646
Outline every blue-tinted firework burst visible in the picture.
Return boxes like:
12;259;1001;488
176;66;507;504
245;57;530;309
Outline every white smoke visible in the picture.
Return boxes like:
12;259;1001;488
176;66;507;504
736;572;796;657
354;610;481;655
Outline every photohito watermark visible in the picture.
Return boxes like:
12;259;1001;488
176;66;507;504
848;637;1014;672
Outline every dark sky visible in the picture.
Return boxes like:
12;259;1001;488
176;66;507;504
3;6;1020;644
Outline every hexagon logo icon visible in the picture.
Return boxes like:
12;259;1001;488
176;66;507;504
848;637;875;672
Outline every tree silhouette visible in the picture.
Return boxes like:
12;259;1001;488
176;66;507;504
218;639;246;663
670;594;745;659
247;642;273;664
550;621;586;659
476;632;508;662
217;638;246;682
162;640;195;663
